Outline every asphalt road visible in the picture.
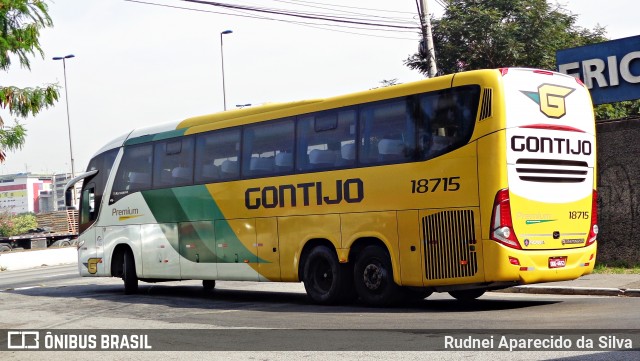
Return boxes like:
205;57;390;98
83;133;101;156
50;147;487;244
1;264;639;360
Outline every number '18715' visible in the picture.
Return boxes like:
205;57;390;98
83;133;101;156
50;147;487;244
411;177;461;193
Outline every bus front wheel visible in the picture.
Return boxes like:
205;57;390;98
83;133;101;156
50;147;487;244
122;249;138;295
353;245;398;306
203;280;216;291
448;289;485;301
303;246;352;304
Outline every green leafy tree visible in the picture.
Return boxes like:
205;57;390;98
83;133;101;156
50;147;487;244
594;100;640;121
0;0;59;161
406;0;607;74
404;0;640;120
12;212;37;235
0;211;37;237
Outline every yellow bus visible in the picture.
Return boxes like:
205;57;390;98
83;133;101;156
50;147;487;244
67;68;598;306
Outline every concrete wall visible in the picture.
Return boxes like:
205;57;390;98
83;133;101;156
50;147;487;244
596;117;640;265
0;247;78;271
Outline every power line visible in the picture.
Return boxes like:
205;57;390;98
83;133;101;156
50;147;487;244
178;0;419;30
124;0;419;40
269;0;415;23
278;0;416;15
224;5;417;34
433;0;448;9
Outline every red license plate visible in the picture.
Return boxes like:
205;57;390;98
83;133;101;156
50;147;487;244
549;256;567;268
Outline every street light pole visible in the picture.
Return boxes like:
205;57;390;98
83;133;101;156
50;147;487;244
52;54;76;178
220;29;233;111
53;54;76;209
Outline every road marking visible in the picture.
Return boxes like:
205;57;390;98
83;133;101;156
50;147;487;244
43;273;76;278
1;286;42;292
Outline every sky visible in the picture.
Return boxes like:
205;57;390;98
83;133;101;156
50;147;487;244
1;0;638;176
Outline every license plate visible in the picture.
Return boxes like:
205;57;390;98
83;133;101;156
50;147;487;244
549;256;567;268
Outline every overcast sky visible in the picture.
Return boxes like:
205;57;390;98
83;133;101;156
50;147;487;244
1;0;637;176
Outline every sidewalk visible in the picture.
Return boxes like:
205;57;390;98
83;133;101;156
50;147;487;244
497;273;640;297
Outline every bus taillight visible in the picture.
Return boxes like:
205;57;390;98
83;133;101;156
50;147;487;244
587;190;598;246
490;189;522;249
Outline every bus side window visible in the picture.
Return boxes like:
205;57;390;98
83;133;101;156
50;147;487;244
195;127;241;183
297;109;355;171
417;86;481;159
359;99;414;164
153;137;194;188
242;118;294;178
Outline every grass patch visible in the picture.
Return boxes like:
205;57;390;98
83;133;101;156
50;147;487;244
593;262;640;274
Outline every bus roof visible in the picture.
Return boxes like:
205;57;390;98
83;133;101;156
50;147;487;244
90;68;529;159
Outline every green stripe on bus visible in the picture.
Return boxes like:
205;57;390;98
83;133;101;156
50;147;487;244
124;128;187;146
141;185;266;264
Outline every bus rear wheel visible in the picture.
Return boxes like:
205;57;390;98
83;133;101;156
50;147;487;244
303;246;353;305
448;289;485;301
353;245;399;306
122;249;138;295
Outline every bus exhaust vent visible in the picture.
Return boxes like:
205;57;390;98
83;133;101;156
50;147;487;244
479;88;492;121
515;158;588;183
422;210;478;280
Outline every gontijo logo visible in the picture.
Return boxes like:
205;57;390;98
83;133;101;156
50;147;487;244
521;84;575;119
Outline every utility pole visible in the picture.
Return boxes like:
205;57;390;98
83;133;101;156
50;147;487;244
417;0;438;78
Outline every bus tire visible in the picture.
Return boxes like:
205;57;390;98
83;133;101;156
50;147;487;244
448;289;485;301
353;245;399;306
0;244;11;253
202;280;216;291
303;246;351;305
123;249;138;295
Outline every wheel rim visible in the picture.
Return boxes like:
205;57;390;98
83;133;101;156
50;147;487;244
362;261;385;291
310;258;333;293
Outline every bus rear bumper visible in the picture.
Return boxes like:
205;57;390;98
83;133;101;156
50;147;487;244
483;240;597;285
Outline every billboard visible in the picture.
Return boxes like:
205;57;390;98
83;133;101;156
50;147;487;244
556;35;640;105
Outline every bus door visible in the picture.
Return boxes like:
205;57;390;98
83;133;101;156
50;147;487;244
78;182;101;276
140;223;180;279
77;228;99;276
255;218;281;281
215;219;259;281
93;226;106;276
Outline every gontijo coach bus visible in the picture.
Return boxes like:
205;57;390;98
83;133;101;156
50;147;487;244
66;68;598;306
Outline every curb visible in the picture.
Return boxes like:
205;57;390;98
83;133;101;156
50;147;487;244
496;286;640;297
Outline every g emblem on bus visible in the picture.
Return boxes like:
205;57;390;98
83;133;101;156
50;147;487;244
84;257;102;274
521;84;575;119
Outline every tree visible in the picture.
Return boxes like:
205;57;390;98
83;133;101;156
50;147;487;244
370;78;400;90
0;211;36;237
405;0;607;75
404;0;640;120
0;0;59;162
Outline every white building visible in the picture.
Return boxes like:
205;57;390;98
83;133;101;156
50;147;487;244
0;173;77;214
